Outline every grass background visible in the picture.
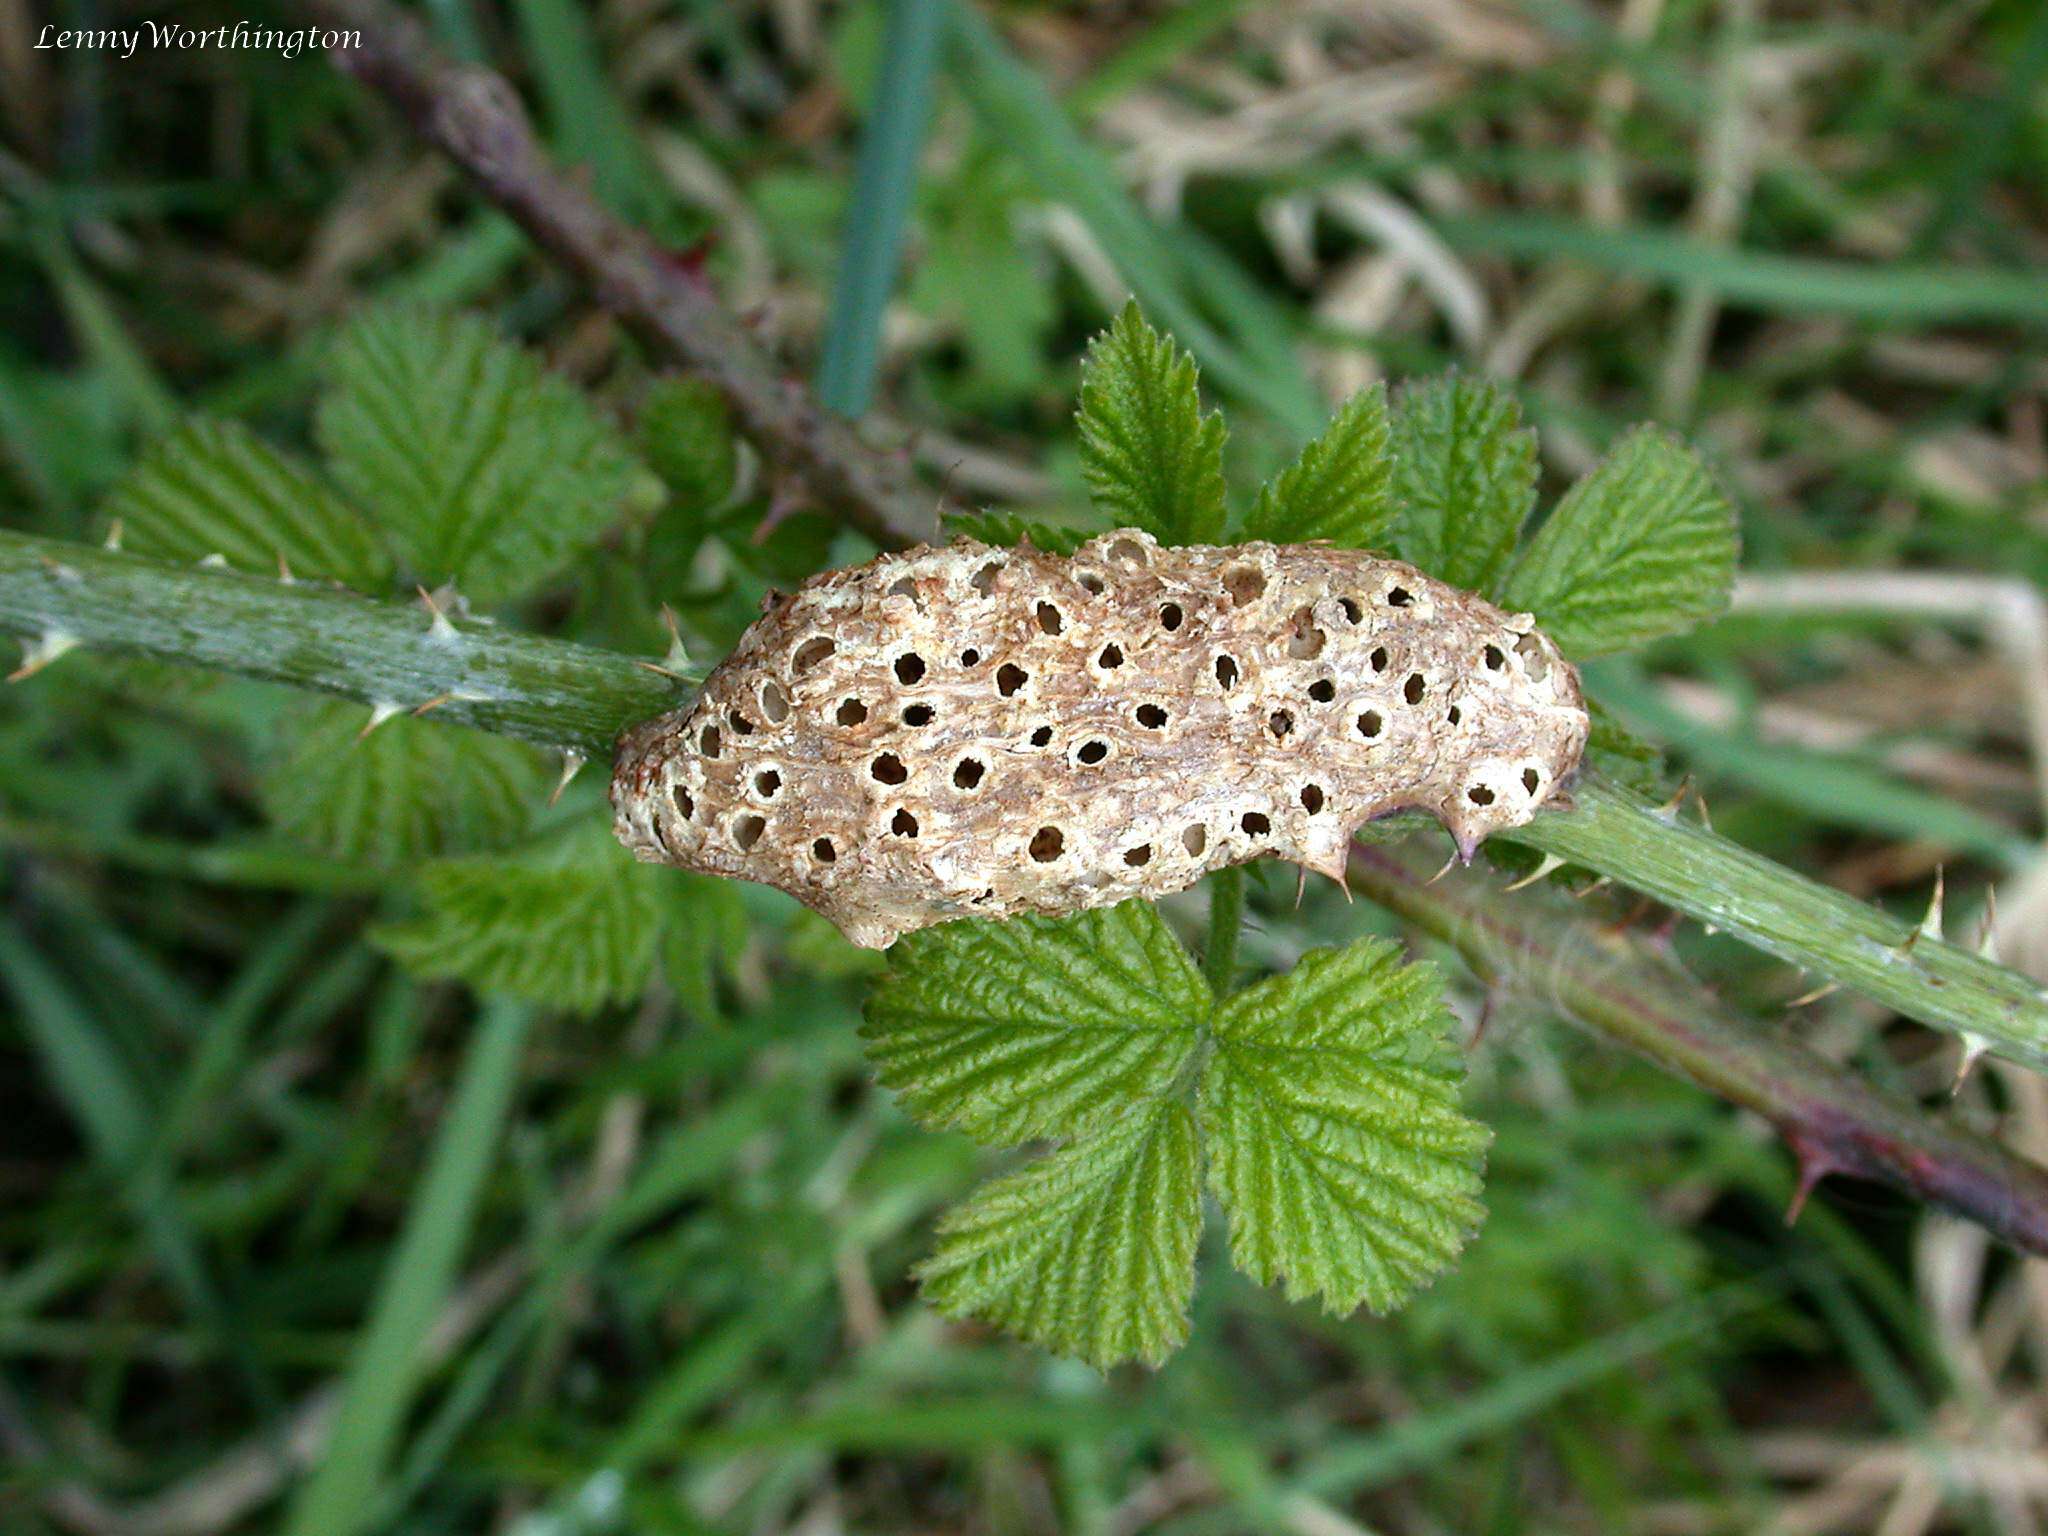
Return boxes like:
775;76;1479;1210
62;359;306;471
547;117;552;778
3;0;2048;1531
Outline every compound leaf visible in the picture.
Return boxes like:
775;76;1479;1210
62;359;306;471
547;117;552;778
259;700;545;864
862;900;1208;1145
1387;374;1538;595
640;376;738;513
317;307;646;604
1240;383;1394;548
918;1098;1201;1370
1501;427;1737;656
374;827;668;1014
103;417;391;590
1076;303;1228;546
1201;937;1487;1315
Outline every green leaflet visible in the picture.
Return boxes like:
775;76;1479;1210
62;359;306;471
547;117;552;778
861;901;1207;1144
1387;374;1538;595
1501;427;1739;657
103;416;391;591
864;906;1483;1368
1075;303;1229;546
1202;939;1488;1316
259;700;546;865
918;1099;1202;1369
640;376;738;513
941;509;1099;557
316;307;647;604
1239;383;1394;548
660;872;751;1024
374;827;669;1015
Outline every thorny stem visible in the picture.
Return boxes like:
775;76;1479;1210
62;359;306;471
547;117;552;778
300;0;941;552
1349;841;2048;1258
1509;779;2048;1073
5;529;2048;1248
0;530;683;757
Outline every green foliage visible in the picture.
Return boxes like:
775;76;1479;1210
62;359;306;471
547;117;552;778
1239;383;1394;547
259;700;546;864
104;417;391;590
316;308;647;603
375;827;669;1014
1501;428;1739;656
1202;940;1487;1315
865;904;1483;1368
941;509;1098;556
1387;374;1539;594
1075;303;1228;545
918;1100;1202;1368
640;376;738;512
660;872;751;1022
861;902;1206;1144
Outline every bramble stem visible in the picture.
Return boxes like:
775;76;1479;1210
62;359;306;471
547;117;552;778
1349;841;2048;1258
1203;867;1245;995
6;526;2047;1248
1508;778;2048;1072
0;530;682;756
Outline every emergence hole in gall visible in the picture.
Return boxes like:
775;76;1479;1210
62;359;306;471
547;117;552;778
728;710;755;736
997;663;1028;697
1484;644;1505;671
1446;705;1462;726
672;785;694;819
1182;824;1207;855
870;753;908;785
1099;643;1124;669
1287;607;1324;659
1515;633;1550;682
971;561;1003;596
1338;596;1363;624
793;637;835;673
760;681;790;723
1301;784;1326;814
1135;703;1168;729
1387;585;1413;608
1404;673;1426;705
1076;740;1109;765
1036;602;1063;635
1029;826;1065;862
754;769;781;798
1124;844;1152;867
699;723;722;757
1242;811;1271;837
1269;710;1294;739
733;814;766;851
1370;646;1389;673
1078;571;1107;594
1523;768;1542;794
836;697;869;727
1224;566;1265;605
891;808;919;837
1159;602;1184;631
887;575;920;603
960;648;981;667
1308;679;1335;703
953;758;985;790
812;837;836;863
902;703;934;726
1108;538;1146;564
1358;710;1384;739
894;653;926;685
1028;725;1053;747
1215;655;1239;689
1468;785;1495;806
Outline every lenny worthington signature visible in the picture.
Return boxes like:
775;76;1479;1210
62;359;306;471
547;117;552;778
34;21;361;60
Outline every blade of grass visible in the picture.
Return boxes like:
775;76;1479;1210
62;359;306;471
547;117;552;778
283;998;533;1536
816;0;943;418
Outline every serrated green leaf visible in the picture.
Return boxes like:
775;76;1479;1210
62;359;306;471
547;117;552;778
1075;303;1228;545
1501;427;1738;656
259;700;545;864
1387;374;1538;594
640;377;737;512
374;827;667;1014
941;509;1099;556
1585;701;1669;796
918;1098;1201;1370
660;872;749;1022
103;417;391;590
316;307;644;603
862;901;1209;1145
1201;938;1487;1316
1239;383;1394;548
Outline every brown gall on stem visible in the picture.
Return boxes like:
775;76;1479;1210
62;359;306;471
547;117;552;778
610;529;1589;948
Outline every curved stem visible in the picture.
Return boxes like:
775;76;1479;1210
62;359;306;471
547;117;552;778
1510;777;2048;1072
